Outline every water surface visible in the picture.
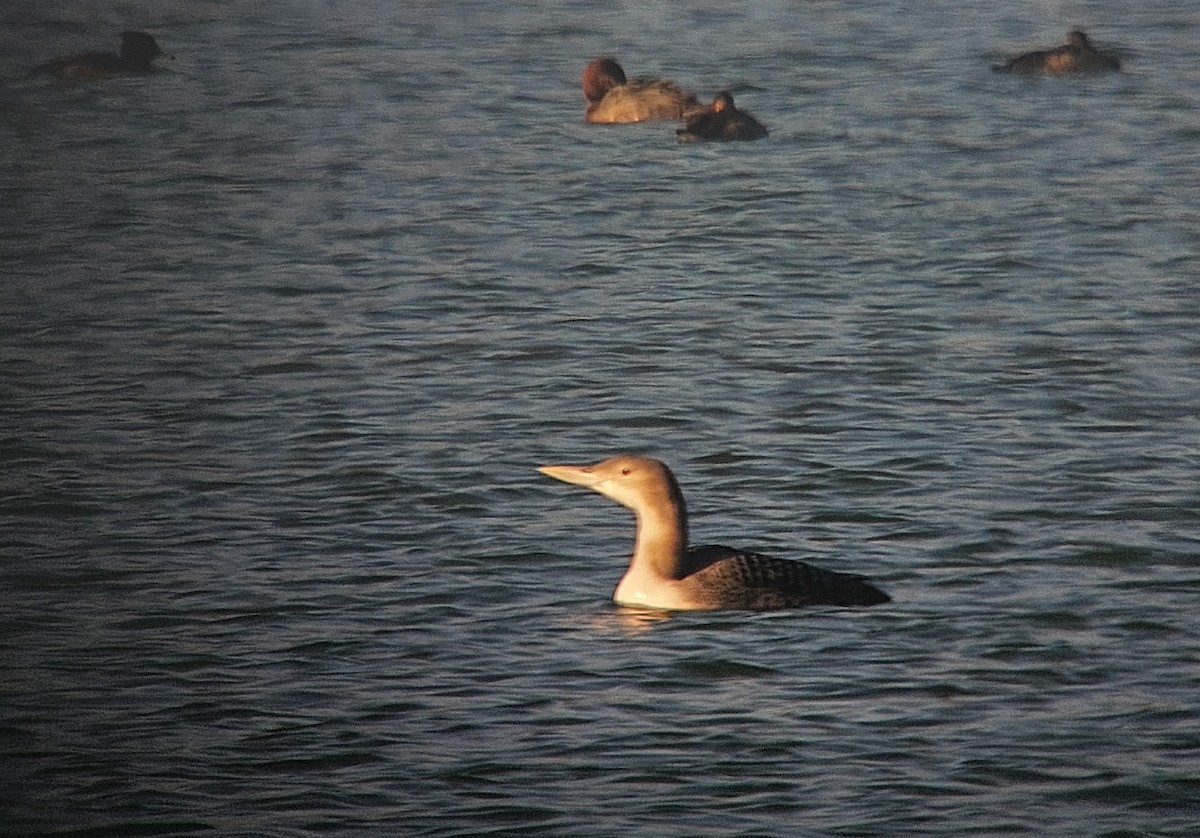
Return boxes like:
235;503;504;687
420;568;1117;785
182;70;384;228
2;1;1198;835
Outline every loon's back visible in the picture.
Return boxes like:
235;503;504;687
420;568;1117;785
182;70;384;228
681;545;891;610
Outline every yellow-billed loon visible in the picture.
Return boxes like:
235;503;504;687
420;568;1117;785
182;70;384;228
538;454;891;611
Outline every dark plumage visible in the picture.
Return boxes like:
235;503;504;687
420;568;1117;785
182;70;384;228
677;92;768;143
32;31;166;81
685;545;892;609
997;30;1120;75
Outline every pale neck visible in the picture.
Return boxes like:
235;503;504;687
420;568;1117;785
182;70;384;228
630;492;689;580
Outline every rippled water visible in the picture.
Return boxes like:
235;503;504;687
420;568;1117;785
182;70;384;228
2;1;1199;835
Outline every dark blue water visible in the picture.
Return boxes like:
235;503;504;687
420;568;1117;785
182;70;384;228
2;1;1199;835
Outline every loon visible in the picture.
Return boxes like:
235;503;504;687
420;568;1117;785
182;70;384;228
32;31;166;81
997;30;1120;75
538;454;891;611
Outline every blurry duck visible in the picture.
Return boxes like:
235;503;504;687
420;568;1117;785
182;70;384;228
582;56;702;123
538;454;890;611
32;30;167;81
997;30;1120;75
676;91;768;142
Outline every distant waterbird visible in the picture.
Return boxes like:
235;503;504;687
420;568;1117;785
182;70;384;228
581;56;703;123
676;91;768;142
31;30;168;81
996;30;1120;75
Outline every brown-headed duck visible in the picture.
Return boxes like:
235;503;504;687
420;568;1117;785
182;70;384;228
997;30;1120;75
676;92;768;143
32;31;166;81
582;56;702;123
